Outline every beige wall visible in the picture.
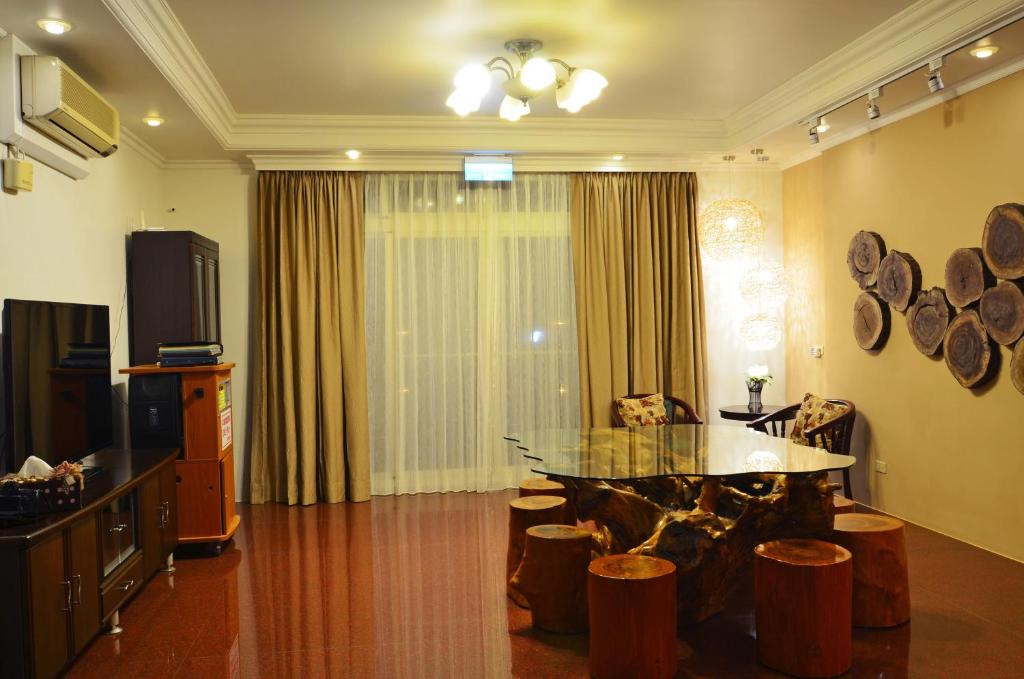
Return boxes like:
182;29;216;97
783;69;1024;561
0;145;165;446
698;169;787;422
162;169;256;499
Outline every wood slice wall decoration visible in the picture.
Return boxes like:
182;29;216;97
981;204;1024;280
906;287;953;356
979;280;1024;345
847;231;887;289
944;248;994;308
876;250;921;311
1011;341;1024;396
853;292;890;350
943;310;999;388
849;202;1024;395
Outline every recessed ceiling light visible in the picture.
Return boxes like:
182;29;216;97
970;45;999;59
142;116;164;127
345;149;361;160
37;19;72;35
611;154;624;161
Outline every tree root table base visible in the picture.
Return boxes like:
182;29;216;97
557;472;838;623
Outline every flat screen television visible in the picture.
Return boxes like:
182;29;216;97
0;299;113;474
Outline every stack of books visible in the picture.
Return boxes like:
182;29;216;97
157;341;223;367
60;343;111;369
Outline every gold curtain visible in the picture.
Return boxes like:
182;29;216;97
250;171;371;504
570;172;708;426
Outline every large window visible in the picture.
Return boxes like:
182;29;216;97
364;173;579;494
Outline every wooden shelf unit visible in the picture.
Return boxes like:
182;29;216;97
120;363;240;547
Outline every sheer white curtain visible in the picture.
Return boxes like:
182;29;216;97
365;173;580;495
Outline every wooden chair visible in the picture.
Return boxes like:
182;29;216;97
611;393;703;426
747;398;857;499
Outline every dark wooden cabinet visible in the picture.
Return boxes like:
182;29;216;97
0;449;178;678
128;231;221;365
140;462;178;576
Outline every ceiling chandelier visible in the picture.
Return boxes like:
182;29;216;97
446;39;607;121
697;155;765;261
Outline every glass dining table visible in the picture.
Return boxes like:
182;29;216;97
506;424;854;481
503;424;855;622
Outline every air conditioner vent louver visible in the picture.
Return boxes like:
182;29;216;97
20;55;119;158
59;64;117;140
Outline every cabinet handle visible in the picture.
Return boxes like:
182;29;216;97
72;574;82;605
61;580;72;612
109;523;127;534
194;387;205;398
116;579;135;592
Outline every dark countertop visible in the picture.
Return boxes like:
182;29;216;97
0;447;178;548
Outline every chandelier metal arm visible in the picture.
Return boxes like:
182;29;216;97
485;56;515;80
547;58;575;76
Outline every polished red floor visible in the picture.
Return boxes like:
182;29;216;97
65;491;1024;678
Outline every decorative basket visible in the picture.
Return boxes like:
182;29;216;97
0;463;84;517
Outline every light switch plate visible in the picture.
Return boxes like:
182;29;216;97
809;345;823;358
875;460;888;474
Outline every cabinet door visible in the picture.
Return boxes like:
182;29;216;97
67;516;101;655
205;254;220;343
176;461;224;539
140;473;163;577
189;245;208;341
28;532;70;679
160;462;179;560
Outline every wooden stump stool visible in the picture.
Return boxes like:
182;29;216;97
507;495;567;606
832;513;910;627
510;524;592;633
755;539;852;678
519;477;577;523
833;495;856;515
588;554;677;679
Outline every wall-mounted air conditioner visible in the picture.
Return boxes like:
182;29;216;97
20;55;119;158
0;34;92;179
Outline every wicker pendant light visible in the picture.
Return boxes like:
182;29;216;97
740;311;782;351
740;263;790;308
698;155;764;261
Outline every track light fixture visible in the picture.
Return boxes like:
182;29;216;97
808;118;820;145
867;87;882;120
927;57;945;93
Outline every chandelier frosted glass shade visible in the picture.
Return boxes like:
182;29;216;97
698;199;764;261
740;264;790;308
740;311;782;351
446;40;606;120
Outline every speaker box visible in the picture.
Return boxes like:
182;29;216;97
129;374;182;451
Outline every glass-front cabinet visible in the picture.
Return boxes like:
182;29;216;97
100;491;139;577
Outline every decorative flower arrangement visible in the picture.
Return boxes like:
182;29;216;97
746;364;773;387
745;365;771;413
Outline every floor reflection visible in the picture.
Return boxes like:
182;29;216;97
64;491;1024;679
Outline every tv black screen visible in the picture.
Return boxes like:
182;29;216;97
1;299;113;473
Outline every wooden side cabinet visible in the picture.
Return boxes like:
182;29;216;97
121;363;240;551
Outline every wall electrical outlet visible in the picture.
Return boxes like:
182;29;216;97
875;460;888;474
808;346;823;358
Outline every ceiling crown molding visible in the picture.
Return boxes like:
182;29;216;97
102;0;236;146
726;0;1024;148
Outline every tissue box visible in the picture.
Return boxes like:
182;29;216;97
0;477;82;517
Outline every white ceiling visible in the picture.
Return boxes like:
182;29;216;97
0;0;1022;167
165;0;915;119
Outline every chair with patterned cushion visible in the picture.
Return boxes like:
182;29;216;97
747;394;857;499
611;393;703;427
